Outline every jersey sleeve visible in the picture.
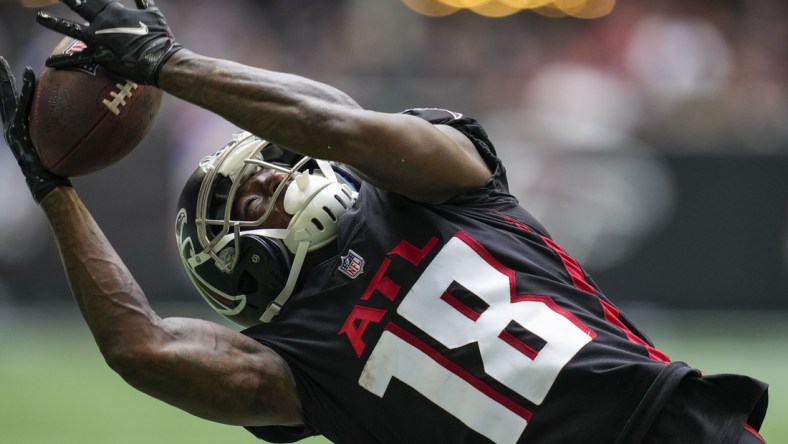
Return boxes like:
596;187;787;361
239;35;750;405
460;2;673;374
400;108;511;196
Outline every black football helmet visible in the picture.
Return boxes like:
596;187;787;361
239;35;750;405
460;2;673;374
176;131;359;327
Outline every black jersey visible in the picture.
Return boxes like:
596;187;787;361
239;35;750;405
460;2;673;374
243;108;767;443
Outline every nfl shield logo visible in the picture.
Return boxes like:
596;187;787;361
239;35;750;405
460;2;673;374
64;39;99;75
65;40;88;55
339;250;365;279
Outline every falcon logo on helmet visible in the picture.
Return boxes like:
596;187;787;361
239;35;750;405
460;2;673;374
175;132;359;327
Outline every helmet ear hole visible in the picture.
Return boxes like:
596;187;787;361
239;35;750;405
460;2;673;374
335;193;351;209
323;206;337;221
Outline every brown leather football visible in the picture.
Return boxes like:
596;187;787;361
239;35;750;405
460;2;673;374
30;37;163;177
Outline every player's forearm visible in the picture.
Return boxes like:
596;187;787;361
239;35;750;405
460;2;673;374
40;188;301;426
40;187;162;360
158;49;362;159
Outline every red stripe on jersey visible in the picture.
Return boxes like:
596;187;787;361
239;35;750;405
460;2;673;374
541;236;597;295
503;215;533;233
500;215;594;295
599;299;670;363
387;322;534;422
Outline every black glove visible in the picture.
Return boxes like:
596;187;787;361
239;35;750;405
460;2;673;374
0;57;71;203
36;0;182;86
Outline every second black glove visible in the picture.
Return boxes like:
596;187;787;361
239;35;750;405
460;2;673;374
1;57;71;203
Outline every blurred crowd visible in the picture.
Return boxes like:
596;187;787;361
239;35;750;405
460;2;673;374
2;1;784;150
0;0;786;309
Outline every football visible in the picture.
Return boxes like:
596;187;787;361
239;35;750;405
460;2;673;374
29;37;163;177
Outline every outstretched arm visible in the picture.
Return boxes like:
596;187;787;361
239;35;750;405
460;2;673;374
40;187;303;427
34;0;491;203
2;49;300;429
159;50;491;203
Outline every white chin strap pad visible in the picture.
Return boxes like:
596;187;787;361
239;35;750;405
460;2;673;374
258;160;358;323
281;164;357;254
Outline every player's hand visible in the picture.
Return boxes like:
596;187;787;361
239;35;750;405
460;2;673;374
0;57;71;203
36;0;182;86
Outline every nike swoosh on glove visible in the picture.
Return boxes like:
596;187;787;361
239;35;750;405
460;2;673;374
36;0;182;86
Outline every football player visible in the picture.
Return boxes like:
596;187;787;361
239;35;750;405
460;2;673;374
1;0;769;442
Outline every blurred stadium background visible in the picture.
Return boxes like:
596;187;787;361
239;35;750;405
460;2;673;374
1;0;786;442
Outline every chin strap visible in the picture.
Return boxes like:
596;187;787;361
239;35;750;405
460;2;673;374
259;240;310;323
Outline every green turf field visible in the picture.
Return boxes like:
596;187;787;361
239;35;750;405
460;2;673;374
1;308;784;444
